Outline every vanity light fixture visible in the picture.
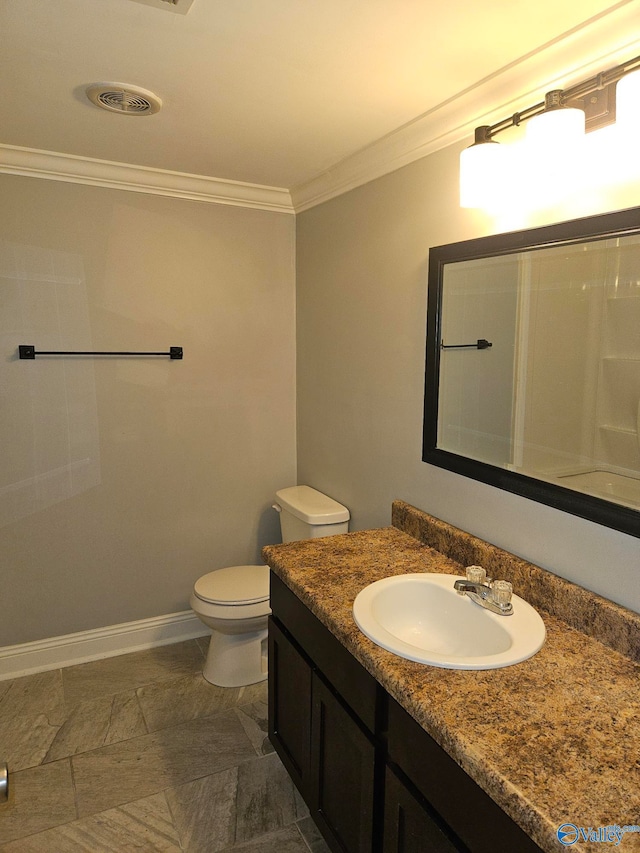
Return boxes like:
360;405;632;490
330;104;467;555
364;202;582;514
459;126;503;209
460;53;640;209
525;89;585;146
616;67;640;131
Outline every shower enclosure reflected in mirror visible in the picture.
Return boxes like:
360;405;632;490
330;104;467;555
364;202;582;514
423;206;640;538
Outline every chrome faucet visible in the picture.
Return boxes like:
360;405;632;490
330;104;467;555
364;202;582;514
454;566;513;616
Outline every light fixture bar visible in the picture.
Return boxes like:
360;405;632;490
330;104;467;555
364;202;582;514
460;51;640;210
479;53;640;141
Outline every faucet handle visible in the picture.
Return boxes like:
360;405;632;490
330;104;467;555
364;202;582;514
491;580;513;606
466;565;486;584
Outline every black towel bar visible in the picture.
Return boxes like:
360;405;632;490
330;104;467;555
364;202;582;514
441;339;492;350
19;345;183;360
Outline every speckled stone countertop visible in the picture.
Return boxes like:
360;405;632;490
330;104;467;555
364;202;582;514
262;501;640;853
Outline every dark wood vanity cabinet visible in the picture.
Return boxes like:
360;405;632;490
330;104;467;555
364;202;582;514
385;698;543;853
310;672;376;853
383;765;461;853
268;573;543;853
268;575;378;853
268;616;312;797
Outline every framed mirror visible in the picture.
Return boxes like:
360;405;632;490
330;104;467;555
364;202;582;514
423;206;640;538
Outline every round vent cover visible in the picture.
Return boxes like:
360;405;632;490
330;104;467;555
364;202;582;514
86;83;162;116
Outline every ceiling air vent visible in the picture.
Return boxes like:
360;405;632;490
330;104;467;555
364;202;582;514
85;83;162;116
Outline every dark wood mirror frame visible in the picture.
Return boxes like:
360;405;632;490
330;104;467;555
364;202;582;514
423;206;640;539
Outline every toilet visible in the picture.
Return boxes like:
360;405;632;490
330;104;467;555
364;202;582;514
190;485;350;687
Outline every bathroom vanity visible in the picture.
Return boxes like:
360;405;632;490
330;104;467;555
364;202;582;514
263;501;640;853
268;573;541;852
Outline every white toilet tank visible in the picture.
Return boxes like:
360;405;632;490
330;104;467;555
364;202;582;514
274;485;350;543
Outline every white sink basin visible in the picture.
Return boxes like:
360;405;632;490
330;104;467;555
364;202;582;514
353;573;546;670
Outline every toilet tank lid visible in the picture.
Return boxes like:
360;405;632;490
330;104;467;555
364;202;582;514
275;485;350;524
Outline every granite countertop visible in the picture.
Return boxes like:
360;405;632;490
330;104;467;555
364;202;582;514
262;501;640;853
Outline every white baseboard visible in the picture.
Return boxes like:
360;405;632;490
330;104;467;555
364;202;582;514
0;611;209;681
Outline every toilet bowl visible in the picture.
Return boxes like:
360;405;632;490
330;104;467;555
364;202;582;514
190;565;271;687
191;486;350;687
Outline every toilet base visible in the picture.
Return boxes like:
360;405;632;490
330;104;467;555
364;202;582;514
202;626;268;688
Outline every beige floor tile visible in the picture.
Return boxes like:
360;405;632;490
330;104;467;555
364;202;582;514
137;673;268;734
0;670;65;724
43;689;147;763
61;640;205;706
195;635;210;658
236;681;268;705
0;760;76;845
166;753;307;853
137;673;244;732
295;816;331;853
0;712;61;773
0;671;68;772
72;708;255;817
234;701;273;756
219;825;311;853
164;765;239;852
0;643;302;853
234;753;308;844
0;792;182;852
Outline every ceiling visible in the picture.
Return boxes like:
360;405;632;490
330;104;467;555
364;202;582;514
0;0;637;194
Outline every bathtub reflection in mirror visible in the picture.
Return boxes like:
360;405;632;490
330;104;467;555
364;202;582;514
423;207;640;539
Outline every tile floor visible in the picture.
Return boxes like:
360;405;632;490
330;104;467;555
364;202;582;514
0;638;330;852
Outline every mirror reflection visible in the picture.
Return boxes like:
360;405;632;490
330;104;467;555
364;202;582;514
424;208;640;538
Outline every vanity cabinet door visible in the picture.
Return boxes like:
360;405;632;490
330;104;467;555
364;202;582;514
268;616;312;800
386;698;543;853
310;672;376;853
383;766;464;853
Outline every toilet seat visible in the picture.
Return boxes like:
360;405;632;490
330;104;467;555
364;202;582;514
193;565;269;606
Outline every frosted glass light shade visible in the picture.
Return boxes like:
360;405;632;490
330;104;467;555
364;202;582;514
459;141;505;209
607;71;640;189
524;106;585;208
616;69;640;131
525;105;585;146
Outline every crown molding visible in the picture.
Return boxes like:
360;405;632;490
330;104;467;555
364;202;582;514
1;3;638;217
0;144;295;214
292;2;640;212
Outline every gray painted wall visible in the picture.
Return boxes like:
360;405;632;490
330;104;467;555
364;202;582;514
1;134;637;652
0;175;296;646
296;143;640;614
